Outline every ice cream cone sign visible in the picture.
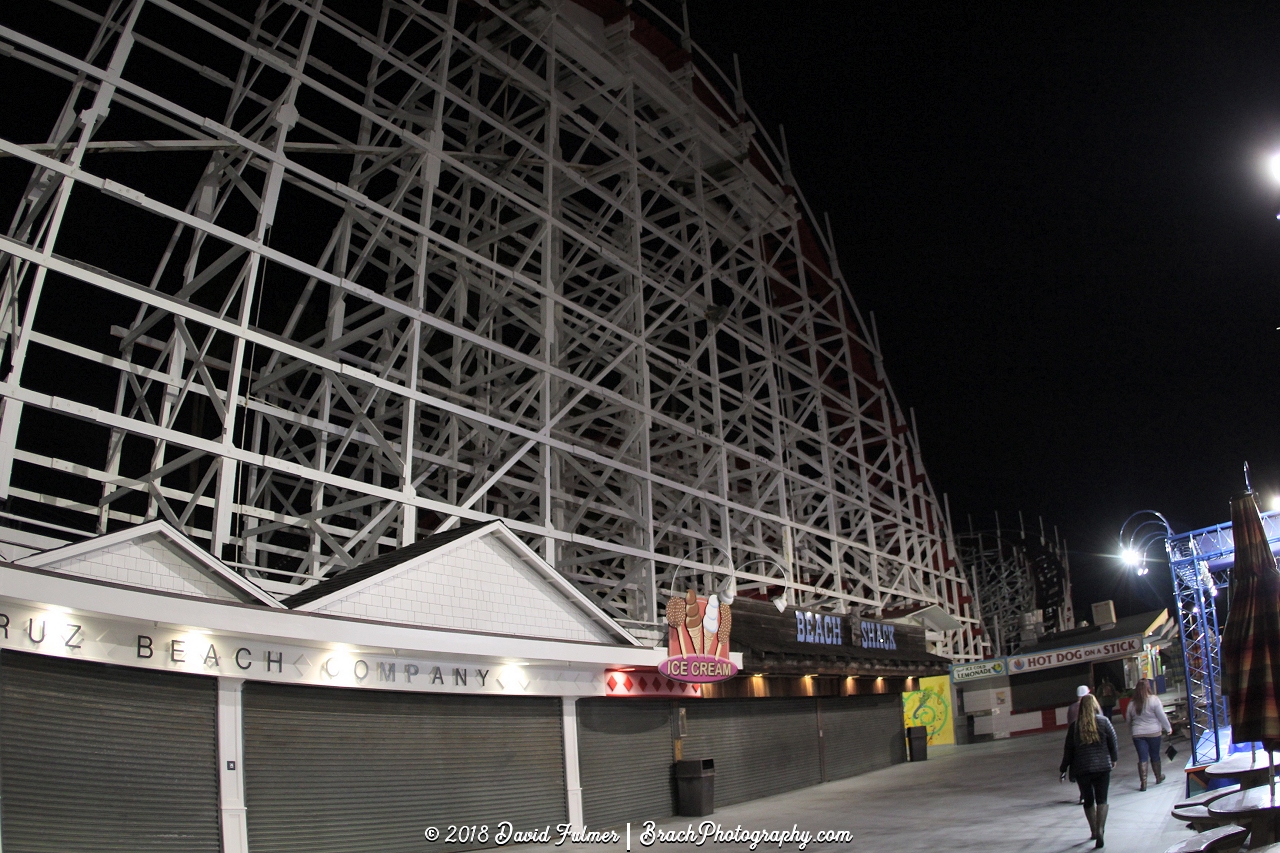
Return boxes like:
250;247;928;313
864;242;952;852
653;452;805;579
685;588;704;655
703;595;720;657
661;589;738;683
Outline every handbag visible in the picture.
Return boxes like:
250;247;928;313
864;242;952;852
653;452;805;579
1166;743;1178;761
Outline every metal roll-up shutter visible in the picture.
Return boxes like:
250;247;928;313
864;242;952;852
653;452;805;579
680;698;821;807
577;699;673;828
1011;663;1090;712
242;683;565;853
819;694;906;781
0;650;220;852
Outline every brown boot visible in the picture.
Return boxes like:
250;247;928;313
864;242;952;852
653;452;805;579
1153;757;1165;784
1138;761;1148;791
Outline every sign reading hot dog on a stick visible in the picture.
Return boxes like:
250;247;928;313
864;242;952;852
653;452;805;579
661;590;739;683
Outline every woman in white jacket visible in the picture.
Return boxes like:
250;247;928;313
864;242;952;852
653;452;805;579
1124;679;1171;790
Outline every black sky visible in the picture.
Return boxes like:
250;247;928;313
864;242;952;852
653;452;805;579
684;3;1280;617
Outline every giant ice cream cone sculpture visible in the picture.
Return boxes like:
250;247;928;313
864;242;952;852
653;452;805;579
659;590;738;684
666;595;688;656
702;594;720;657
684;588;704;654
717;602;732;659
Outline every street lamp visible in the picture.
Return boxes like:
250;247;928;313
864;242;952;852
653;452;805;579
1266;152;1280;218
1122;510;1234;765
732;557;794;611
1118;511;1177;580
1269;152;1280;185
665;547;794;607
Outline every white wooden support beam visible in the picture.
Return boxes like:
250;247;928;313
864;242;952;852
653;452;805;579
217;677;248;853
562;697;584;831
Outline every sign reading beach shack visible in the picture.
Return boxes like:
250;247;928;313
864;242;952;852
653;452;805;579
661;590;738;683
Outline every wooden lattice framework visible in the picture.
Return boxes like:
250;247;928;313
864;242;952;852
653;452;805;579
0;0;985;658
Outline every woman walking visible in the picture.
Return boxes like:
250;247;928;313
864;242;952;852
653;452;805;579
1060;693;1118;848
1125;679;1172;790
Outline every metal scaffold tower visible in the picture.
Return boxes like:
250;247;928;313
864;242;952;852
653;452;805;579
0;0;985;657
1159;513;1280;764
958;514;1074;658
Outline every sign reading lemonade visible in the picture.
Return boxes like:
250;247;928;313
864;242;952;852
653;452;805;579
660;590;739;683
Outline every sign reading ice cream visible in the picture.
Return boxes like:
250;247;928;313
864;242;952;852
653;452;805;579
661;590;739;683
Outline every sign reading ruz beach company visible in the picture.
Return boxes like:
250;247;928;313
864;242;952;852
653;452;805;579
661;589;738;683
1007;636;1142;675
950;658;1007;683
0;597;599;697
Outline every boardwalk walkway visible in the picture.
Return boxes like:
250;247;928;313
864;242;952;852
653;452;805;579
509;722;1197;853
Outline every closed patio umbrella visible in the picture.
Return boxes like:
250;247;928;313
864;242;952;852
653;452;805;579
1221;484;1280;794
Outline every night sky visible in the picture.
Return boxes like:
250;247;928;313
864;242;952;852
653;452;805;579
687;3;1280;618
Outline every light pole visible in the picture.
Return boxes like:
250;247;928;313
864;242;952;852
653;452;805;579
731;558;794;611
666;551;793;612
1118;510;1175;579
1120;510;1225;764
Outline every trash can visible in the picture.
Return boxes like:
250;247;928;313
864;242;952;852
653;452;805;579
675;758;715;816
907;726;928;762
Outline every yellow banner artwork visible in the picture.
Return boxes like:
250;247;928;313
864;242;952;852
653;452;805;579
902;674;955;746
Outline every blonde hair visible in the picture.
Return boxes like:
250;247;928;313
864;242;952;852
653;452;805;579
1077;693;1102;744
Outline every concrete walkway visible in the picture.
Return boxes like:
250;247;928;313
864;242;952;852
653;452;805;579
509;723;1200;853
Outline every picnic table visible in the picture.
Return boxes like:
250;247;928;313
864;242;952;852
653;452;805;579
1204;751;1280;790
1208;786;1280;848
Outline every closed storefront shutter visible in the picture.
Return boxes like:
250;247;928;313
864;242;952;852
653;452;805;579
819;694;906;781
577;699;673;828
0;650;220;853
680;698;821;807
242;683;565;853
1011;663;1090;713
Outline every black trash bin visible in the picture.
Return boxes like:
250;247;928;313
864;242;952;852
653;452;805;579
675;758;715;816
907;726;928;761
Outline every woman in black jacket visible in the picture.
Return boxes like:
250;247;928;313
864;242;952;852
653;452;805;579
1060;693;1119;848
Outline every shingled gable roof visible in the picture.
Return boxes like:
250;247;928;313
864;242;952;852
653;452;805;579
281;520;641;645
280;521;491;609
17;519;282;607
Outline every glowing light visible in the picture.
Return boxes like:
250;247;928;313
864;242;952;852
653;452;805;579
1121;548;1142;567
1270;495;1280;512
1269;152;1280;183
